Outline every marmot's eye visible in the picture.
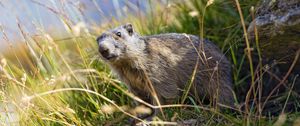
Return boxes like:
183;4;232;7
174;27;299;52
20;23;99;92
116;32;121;37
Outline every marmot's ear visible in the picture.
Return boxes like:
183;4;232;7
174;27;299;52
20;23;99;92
124;23;133;36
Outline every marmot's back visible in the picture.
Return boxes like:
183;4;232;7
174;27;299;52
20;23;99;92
142;33;233;105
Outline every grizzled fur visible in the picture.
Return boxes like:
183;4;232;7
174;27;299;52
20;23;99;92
96;24;234;118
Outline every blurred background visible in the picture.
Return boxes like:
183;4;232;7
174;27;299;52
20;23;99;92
0;0;150;52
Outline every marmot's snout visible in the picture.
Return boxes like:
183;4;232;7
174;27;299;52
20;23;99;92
97;35;118;60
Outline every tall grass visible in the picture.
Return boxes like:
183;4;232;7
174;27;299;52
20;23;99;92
0;0;299;125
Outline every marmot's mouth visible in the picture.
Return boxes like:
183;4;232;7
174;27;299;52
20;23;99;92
105;55;118;61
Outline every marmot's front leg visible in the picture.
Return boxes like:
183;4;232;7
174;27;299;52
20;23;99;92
128;93;155;125
128;105;155;126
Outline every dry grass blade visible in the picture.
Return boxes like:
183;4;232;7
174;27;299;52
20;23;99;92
233;0;255;114
273;114;287;126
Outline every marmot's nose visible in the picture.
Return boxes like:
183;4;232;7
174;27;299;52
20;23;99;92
98;44;110;59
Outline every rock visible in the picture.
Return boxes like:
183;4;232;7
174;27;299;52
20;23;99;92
247;0;300;72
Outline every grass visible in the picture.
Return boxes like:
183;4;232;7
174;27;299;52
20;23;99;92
0;0;300;125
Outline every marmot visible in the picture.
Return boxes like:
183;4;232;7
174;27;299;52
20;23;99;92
96;23;234;120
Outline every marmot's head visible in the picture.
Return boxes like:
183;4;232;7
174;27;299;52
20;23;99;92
96;23;146;64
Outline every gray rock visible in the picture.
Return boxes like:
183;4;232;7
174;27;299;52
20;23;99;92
248;0;300;71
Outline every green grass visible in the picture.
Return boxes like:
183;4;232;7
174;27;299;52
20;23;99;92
0;0;300;125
